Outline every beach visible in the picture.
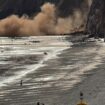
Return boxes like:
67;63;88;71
0;36;105;105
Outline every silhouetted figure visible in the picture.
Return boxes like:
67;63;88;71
42;103;45;105
80;92;83;100
20;80;23;86
37;102;40;105
44;52;47;55
77;92;87;105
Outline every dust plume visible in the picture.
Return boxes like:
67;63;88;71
0;3;56;36
0;2;91;36
56;9;85;34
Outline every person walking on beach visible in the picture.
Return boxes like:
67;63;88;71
36;102;45;105
77;92;87;105
36;102;40;105
20;80;23;86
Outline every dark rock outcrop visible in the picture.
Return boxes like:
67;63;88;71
58;0;90;17
86;0;105;38
0;0;60;19
0;0;91;19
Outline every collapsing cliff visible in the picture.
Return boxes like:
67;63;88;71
0;0;93;36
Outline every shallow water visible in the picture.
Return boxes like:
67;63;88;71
0;36;105;105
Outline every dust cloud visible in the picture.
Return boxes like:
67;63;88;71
0;2;90;36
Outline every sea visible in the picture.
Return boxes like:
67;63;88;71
0;35;105;105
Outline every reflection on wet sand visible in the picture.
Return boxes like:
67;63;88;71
0;36;105;105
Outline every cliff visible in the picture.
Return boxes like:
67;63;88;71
86;0;105;38
0;0;60;19
58;0;91;17
0;0;91;19
0;0;94;36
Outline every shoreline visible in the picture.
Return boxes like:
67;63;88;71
61;56;105;105
0;37;104;105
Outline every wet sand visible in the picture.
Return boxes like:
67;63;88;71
0;36;105;105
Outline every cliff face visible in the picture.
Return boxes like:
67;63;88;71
58;0;90;17
0;0;60;19
0;0;91;19
86;0;105;37
0;0;41;19
0;0;94;36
